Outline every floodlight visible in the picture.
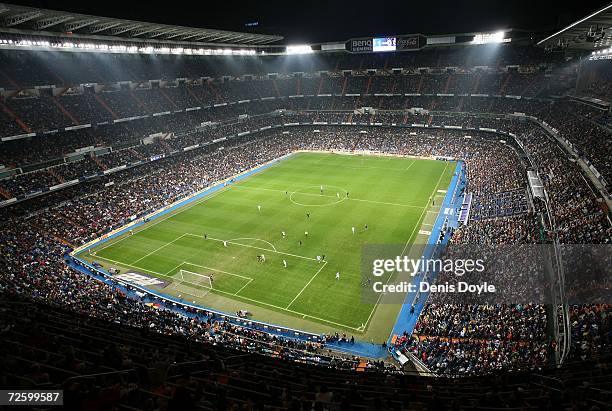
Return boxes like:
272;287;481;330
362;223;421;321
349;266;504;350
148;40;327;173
286;45;313;54
472;31;508;45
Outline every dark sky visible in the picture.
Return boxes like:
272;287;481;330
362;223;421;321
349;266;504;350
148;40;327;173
6;0;612;43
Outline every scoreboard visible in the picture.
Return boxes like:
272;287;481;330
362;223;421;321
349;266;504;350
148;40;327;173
346;35;424;53
372;37;396;52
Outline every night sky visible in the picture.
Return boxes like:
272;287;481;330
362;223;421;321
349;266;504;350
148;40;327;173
5;0;612;43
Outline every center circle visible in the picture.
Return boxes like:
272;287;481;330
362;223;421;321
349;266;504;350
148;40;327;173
289;185;349;207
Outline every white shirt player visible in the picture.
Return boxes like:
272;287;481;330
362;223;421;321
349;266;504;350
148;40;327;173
257;205;261;212
283;260;287;268
223;241;227;247
352;226;355;234
335;272;340;280
336;192;340;198
316;255;321;263
282;231;286;238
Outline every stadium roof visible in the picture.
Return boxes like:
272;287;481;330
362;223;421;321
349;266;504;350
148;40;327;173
0;2;283;46
537;3;612;50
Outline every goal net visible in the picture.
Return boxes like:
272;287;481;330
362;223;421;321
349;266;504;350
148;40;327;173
177;270;213;296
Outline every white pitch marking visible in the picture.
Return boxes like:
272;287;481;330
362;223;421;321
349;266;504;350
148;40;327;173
235;278;254;295
182;262;254;281
164;261;187;276
185;233;317;261
227;237;277;252
131;233;187;265
404;159;417;171
286;261;327;309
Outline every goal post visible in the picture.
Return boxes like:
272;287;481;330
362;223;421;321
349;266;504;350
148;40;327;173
177;269;213;295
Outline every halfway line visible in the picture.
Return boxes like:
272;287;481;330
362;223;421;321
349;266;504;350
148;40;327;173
233;185;424;208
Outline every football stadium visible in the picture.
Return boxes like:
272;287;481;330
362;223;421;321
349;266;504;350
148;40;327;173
0;0;610;409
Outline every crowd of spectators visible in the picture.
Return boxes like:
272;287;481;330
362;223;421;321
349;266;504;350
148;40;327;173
0;169;60;196
470;189;528;220
2;123;609;380
578;59;612;102
569;304;610;362
0;72;561;138
402;334;549;375
2;84;610;195
534;102;612;184
1;98;608;206
3;298;607;410
0;101;279;167
414;304;547;341
394;112;610;375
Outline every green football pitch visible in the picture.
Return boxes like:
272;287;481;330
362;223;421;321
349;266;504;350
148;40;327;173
80;152;455;341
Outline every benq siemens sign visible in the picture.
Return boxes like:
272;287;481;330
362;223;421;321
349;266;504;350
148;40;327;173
347;39;373;53
346;35;425;53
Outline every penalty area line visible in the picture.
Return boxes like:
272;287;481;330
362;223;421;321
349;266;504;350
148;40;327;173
227;237;277;252
87;255;361;331
164;261;187;276
184;233;317;261
183;262;254;281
